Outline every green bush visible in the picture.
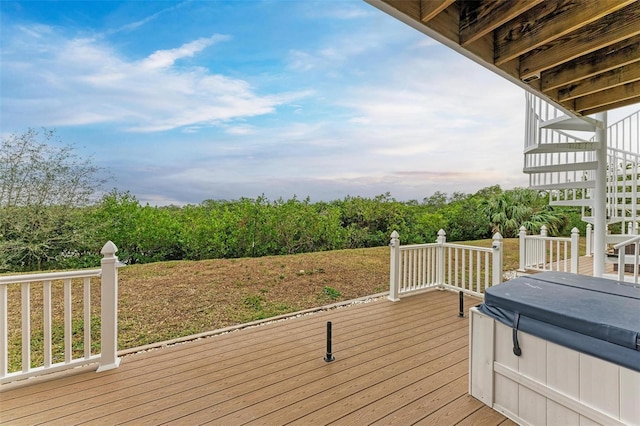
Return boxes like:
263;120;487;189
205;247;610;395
1;186;578;272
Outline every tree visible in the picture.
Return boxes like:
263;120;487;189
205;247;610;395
480;187;566;237
443;193;491;241
422;191;448;210
0;129;108;271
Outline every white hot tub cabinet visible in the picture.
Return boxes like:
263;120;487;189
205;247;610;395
469;272;640;426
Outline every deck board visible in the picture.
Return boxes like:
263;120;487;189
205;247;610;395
0;290;510;425
456;405;513;425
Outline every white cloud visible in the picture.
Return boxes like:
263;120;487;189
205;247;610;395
288;50;318;72
224;124;256;135
140;35;230;70
146;22;525;201
0;0;540;205
1;26;310;133
307;5;374;20
107;1;191;35
286;22;410;73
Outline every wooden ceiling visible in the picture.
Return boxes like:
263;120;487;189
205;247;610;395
366;0;640;117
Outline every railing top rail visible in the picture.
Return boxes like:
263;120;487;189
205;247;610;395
525;235;572;242
0;269;101;285
606;146;640;159
541;129;590;143
613;235;640;250
608;108;639;128
398;242;492;252
524;235;571;242
398;243;438;251
443;243;492;252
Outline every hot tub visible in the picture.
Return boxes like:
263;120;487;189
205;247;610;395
469;271;639;425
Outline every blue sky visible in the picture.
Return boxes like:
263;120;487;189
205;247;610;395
2;1;635;206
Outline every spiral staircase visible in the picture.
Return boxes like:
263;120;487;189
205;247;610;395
524;93;640;275
524;94;640;231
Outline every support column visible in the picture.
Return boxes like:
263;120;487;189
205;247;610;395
593;111;608;277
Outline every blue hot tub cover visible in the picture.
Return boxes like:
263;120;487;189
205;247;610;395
478;271;640;372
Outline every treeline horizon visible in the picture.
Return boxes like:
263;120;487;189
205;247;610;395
1;185;585;273
1;129;587;273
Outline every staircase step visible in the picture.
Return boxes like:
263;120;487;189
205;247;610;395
523;161;598;174
530;181;595;190
582;217;626;225
605;253;640;265
539;115;599;132
612;180;640;187
605;234;640;244
526;99;640;234
549;199;593;207
525;141;599;154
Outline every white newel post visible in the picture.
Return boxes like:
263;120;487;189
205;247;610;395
492;232;503;286
586;224;592;257
571;227;580;274
98;241;121;372
436;229;446;286
540;225;548;267
518;226;527;272
389;231;400;302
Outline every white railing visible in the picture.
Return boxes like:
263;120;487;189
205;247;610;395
525;93;598;190
389;230;503;301
0;241;121;384
609;108;639;154
524;91;564;151
613;235;640;283
526;94;640;220
518;225;579;273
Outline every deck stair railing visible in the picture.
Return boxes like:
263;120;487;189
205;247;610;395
389;229;503;301
613;235;640;284
0;241;121;384
518;225;579;273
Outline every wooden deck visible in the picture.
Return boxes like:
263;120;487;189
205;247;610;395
535;255;614;277
0;290;515;425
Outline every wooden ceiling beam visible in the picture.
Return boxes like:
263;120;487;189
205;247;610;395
383;0;421;21
540;36;640;92
459;0;543;46
520;2;640;81
421;1;460;43
579;96;640;116
557;62;640;102
420;0;456;23
494;0;632;66
424;2;520;80
373;0;640;116
575;80;640;114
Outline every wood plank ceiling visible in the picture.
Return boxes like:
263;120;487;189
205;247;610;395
366;0;640;117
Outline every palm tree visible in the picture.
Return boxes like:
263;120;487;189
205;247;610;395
481;188;566;237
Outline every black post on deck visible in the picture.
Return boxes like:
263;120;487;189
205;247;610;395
324;321;335;362
458;291;464;318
